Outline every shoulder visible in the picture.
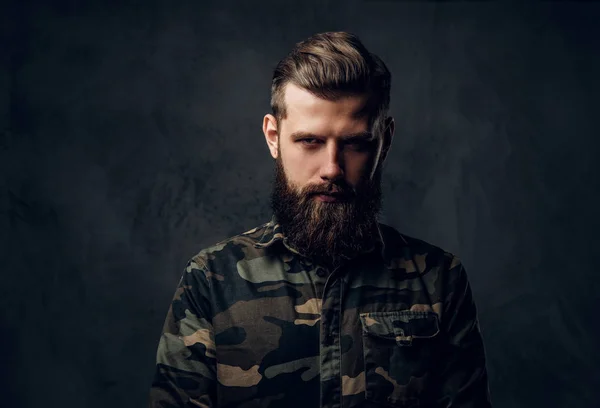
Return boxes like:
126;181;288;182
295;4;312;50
187;221;275;270
378;223;461;274
378;224;471;317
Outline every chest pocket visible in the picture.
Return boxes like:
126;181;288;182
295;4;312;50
359;311;441;407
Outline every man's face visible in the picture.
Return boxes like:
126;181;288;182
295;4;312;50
263;83;393;267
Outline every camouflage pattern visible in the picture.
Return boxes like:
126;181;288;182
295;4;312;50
149;215;491;407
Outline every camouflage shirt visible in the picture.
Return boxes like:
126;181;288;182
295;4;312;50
149;215;491;408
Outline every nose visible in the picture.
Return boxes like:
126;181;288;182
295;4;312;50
319;143;344;182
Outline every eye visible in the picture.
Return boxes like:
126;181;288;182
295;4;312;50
345;139;372;151
299;138;320;146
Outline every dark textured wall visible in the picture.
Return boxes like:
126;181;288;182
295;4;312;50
1;1;599;407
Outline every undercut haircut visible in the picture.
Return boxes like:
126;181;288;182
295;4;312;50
270;31;392;137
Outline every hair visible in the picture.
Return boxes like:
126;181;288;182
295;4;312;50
270;31;391;137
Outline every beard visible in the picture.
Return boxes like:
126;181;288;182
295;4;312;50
270;156;383;269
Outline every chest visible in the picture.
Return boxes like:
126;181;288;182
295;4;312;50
210;260;440;368
211;258;444;407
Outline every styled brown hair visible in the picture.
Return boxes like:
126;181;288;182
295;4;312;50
270;31;391;137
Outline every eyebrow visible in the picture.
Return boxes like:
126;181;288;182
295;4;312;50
290;131;374;141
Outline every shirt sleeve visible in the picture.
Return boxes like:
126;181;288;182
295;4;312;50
149;257;217;408
436;256;492;407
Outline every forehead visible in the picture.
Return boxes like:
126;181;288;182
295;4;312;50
282;83;371;128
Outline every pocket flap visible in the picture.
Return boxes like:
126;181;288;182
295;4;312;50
359;311;440;345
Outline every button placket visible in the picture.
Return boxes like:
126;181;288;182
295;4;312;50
319;265;344;408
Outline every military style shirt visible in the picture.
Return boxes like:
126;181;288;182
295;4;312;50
149;215;491;408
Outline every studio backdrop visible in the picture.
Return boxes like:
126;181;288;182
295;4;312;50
1;1;599;407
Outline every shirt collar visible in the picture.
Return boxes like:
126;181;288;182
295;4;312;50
253;214;286;248
253;214;386;259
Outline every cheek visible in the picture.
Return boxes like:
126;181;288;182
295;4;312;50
346;154;376;184
281;152;314;186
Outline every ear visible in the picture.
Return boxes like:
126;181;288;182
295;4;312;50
379;116;395;165
263;114;279;159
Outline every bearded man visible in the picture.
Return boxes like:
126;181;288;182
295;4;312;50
149;31;492;408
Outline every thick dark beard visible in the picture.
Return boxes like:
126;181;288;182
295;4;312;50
270;156;383;269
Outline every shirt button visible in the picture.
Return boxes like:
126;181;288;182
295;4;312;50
316;268;327;278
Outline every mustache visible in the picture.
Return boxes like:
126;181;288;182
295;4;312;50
302;182;356;197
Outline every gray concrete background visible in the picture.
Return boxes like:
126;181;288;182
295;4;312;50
1;0;599;407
